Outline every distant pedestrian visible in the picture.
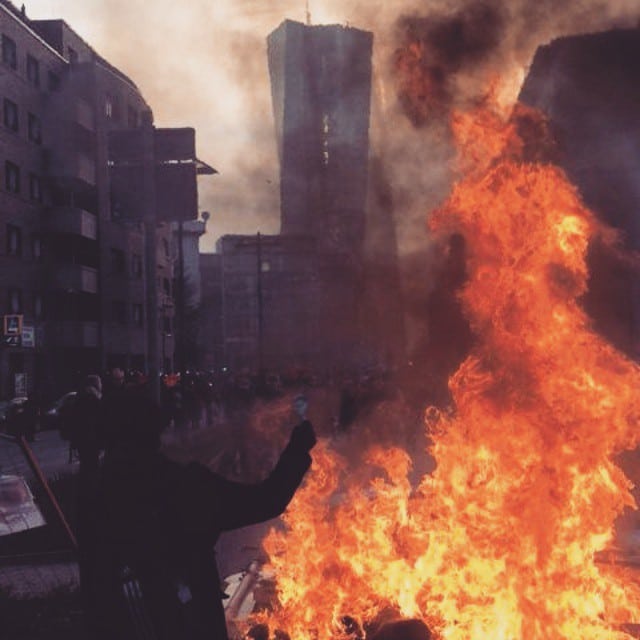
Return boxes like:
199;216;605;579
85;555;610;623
9;397;37;442
67;374;104;477
102;368;128;451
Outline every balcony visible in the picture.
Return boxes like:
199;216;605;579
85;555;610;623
52;265;98;294
43;207;97;240
46;151;96;186
54;321;99;348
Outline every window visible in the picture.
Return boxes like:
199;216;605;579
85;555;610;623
31;235;43;262
29;174;42;202
162;238;171;259
163;316;171;334
132;303;143;327
27;113;41;143
110;248;126;274
112;300;126;324
3;98;18;132
105;94;119;119
8;288;22;314
48;71;60;91
5;161;20;194
131;253;143;278
1;35;17;70
322;113;330;165
163;277;171;296
26;55;40;87
6;224;22;257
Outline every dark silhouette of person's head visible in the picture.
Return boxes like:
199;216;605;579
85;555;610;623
105;388;164;455
369;619;432;640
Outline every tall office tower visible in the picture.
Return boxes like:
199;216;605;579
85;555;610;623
267;20;373;255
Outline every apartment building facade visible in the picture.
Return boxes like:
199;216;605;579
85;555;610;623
0;2;209;400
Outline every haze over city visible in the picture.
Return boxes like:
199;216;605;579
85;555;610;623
23;0;640;253
3;1;640;638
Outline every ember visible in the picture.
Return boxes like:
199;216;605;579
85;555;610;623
243;93;640;639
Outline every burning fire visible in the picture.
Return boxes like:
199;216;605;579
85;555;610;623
252;99;640;640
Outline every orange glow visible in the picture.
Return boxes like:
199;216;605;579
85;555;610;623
250;100;640;640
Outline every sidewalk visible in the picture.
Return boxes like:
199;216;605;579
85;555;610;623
0;429;78;482
0;429;79;600
0;556;78;597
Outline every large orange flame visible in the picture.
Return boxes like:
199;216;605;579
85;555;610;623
253;100;640;639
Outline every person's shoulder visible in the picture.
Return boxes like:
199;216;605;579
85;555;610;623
155;454;217;484
153;456;226;512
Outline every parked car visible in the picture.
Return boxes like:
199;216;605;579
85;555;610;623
41;391;78;431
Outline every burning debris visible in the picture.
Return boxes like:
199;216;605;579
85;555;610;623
219;5;640;640
237;85;640;640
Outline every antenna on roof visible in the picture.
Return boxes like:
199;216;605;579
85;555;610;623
305;0;311;25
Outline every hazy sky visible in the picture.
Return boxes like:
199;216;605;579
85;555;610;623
22;1;640;253
24;0;404;252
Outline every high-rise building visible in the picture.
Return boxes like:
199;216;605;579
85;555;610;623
267;19;373;255
520;28;640;359
200;19;393;374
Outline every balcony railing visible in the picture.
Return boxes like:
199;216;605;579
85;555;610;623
46;151;96;186
52;265;98;294
43;207;97;240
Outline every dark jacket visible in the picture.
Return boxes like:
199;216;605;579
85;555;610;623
88;425;313;640
68;387;104;474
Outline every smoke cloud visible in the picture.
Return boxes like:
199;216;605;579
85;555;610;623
23;0;640;254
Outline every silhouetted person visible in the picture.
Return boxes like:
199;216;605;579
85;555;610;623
370;619;432;640
101;367;129;451
85;389;316;640
423;233;474;405
68;374;104;477
8;397;37;442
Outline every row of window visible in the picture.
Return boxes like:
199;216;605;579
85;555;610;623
4;160;42;201
2;33;60;90
3;226;148;284
3;222;156;291
6;224;42;260
2;288;155;328
6;287;44;318
3;97;42;142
